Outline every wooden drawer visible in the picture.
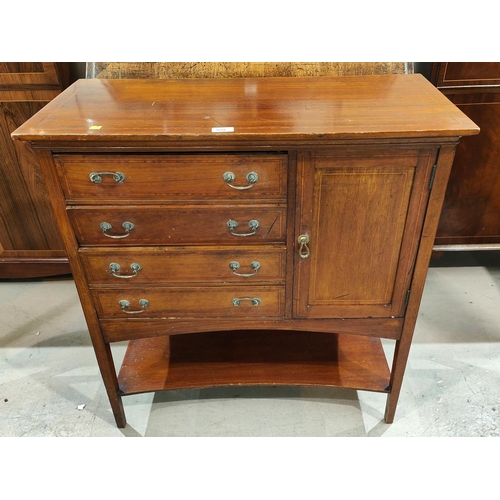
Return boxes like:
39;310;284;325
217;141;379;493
55;154;287;203
68;206;287;246
92;286;285;319
81;245;286;284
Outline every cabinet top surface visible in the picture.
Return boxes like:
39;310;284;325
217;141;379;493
12;74;479;144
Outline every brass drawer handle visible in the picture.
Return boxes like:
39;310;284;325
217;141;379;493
232;297;261;307
223;171;258;190
89;171;126;183
298;234;310;259
229;260;260;278
118;298;149;314
227;219;259;237
100;221;134;239
229;260;261;277
109;262;142;278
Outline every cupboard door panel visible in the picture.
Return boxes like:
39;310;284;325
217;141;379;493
294;149;436;319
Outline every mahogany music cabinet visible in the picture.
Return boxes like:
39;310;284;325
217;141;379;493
12;75;478;428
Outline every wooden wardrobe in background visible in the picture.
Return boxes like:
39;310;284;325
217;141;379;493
431;62;500;250
0;62;74;279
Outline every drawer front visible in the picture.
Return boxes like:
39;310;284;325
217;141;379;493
55;154;287;202
92;286;285;319
81;246;286;284
68;206;287;246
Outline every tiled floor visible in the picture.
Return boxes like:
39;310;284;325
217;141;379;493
1;252;499;437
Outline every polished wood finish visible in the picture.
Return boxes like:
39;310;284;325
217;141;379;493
431;63;500;247
55;153;287;203
294;148;436;319
68;206;287;245
385;144;458;421
92;285;285;319
0;62;71;278
0;62;69;88
0;251;69;279
431;62;500;87
100;317;405;343
81;245;286;284
14;76;477;143
118;331;391;395
13;75;478;428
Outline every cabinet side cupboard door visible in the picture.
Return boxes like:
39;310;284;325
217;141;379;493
294;148;438;319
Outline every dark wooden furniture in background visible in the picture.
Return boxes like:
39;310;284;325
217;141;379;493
431;62;500;250
12;75;478;428
0;62;72;278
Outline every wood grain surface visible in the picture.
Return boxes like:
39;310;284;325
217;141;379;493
81;245;286;284
117;330;391;395
12;75;479;144
68;205;287;245
55;153;287;203
0;62;71;278
432;62;500;246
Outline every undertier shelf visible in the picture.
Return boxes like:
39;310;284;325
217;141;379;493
117;330;391;395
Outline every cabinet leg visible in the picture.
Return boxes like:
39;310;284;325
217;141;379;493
384;337;412;423
94;343;127;428
384;392;398;424
108;393;126;428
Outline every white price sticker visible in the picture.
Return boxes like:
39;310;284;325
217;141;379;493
211;127;234;133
